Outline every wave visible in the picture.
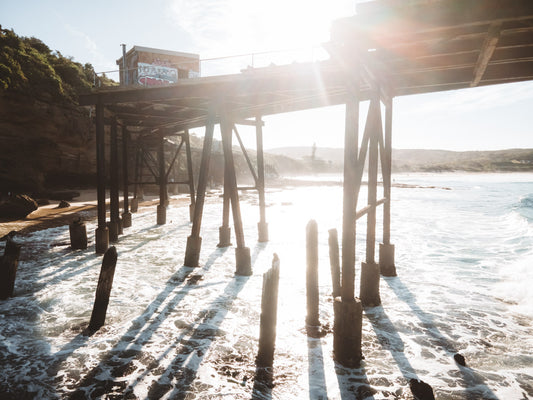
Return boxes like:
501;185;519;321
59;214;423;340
512;193;533;223
519;193;533;207
495;252;533;317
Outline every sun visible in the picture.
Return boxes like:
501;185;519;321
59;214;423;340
223;0;354;57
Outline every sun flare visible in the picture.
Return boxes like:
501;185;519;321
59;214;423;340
171;0;354;59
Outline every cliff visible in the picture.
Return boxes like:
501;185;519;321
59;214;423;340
0;92;96;192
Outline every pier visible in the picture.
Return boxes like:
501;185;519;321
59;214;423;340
79;0;533;367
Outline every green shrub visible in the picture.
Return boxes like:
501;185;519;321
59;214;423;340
0;26;106;103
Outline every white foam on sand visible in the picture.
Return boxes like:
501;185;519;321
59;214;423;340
0;177;532;399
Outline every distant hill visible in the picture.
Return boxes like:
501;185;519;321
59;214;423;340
266;146;533;173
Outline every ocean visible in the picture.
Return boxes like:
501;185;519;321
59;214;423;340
0;172;532;399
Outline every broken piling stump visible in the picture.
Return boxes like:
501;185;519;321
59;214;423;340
69;218;87;250
328;228;341;298
0;238;22;300
256;253;281;368
130;197;139;213
333;297;363;367
88;246;118;332
360;261;381;307
306;220;319;327
107;221;119;243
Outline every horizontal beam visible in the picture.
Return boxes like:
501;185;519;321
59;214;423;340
234;118;264;126
132;180;192;185
355;198;387;221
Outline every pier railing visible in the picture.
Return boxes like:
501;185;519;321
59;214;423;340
93;45;329;87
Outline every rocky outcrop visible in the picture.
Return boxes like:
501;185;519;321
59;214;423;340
0;194;38;219
0;93;96;193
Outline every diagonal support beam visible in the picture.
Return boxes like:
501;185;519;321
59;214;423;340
165;138;185;179
142;149;159;180
233;124;259;185
471;22;502;87
354;96;382;209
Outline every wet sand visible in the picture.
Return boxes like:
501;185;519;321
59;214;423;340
0;190;190;238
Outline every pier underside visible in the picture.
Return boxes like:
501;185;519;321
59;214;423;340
79;0;533;365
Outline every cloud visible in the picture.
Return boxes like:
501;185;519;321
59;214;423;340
169;0;354;55
64;24;115;71
168;0;233;53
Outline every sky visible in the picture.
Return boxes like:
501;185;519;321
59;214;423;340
2;0;533;151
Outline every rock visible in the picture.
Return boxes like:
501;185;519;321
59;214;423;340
56;200;70;208
409;378;435;400
454;353;466;366
36;198;50;206
0;231;17;241
0;194;38;219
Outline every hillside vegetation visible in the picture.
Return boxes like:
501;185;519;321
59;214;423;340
0;25;115;102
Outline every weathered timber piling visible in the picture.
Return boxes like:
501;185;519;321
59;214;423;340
379;99;396;277
184;110;216;268
107;221;119;244
69;218;88;250
184;129;196;223
217;225;232;247
109;118;121;240
130;197;139;213
121;127;132;228
334;96;363;368
360;96;382;308
333;297;363;367
130;147;141;214
88;246;118;332
360;261;381;307
157;136;167;225
94;101;109;255
220;114;251;276
306;220;320;327
218;171;232;247
328;228;341;298
0;238;22;300
255;116;269;242
379;244;396;277
256;253;281;368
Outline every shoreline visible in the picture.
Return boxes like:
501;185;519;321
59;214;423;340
0;190;191;238
4;169;531;238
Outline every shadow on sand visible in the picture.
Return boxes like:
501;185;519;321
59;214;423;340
382;276;499;399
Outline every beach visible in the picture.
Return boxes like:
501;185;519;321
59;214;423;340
1;173;532;399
